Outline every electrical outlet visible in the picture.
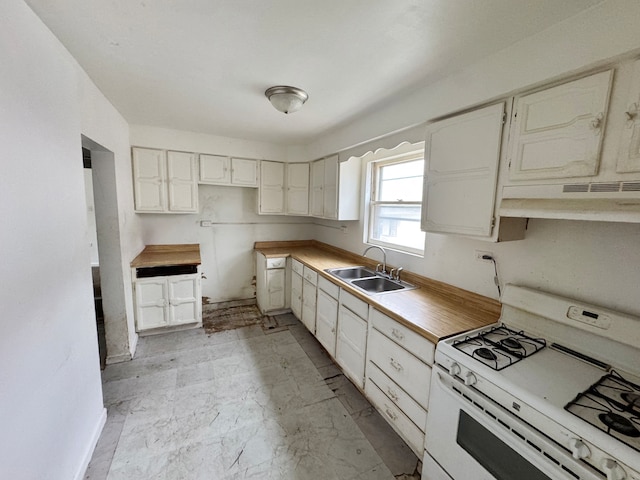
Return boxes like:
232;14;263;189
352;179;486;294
475;250;493;262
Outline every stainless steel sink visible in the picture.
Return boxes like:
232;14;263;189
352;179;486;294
325;266;377;280
324;266;417;295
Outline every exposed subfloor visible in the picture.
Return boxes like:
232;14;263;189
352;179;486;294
86;313;421;479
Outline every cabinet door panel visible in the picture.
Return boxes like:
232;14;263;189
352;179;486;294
618;59;640;173
422;103;504;237
509;70;613;180
301;279;317;333
231;158;257;186
291;271;303;319
265;269;286;310
167;151;198;212
286;163;310;215
336;305;367;388
168;275;199;325
323;155;338;219
310;160;325;217
316;289;338;357
199;154;230;184
135;278;168;330
132;148;166;212
259;161;285;214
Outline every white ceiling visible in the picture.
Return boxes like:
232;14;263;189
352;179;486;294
26;0;603;145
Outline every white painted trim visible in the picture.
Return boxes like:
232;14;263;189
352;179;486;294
129;332;139;358
73;407;107;480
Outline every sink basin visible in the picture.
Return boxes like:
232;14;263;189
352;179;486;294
351;277;406;294
325;266;377;280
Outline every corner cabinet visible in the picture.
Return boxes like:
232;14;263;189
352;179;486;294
258;160;285;214
132;147;198;213
286;163;310;215
309;155;361;220
422;103;521;239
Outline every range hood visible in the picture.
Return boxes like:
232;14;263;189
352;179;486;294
499;181;640;223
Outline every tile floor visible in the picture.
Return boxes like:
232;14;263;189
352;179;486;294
86;313;421;479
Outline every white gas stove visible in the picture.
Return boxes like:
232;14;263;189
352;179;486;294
423;285;640;480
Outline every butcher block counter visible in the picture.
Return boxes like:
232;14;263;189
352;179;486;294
255;240;500;344
131;244;201;268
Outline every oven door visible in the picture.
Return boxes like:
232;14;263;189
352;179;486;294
424;366;603;480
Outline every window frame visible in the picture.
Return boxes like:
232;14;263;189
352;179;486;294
366;148;426;256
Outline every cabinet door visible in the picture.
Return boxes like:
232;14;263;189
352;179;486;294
167;151;198;212
259;161;285;214
135;278;168;330
301;279;317;333
231;158;258;186
167;274;200;326
132;148;167;212
286;163;310;215
290;271;303;319
310;159;325;217
316;289;338;357
422;103;505;237
336;305;367;389
323;155;339;219
265;269;286;311
199;154;230;185
509;70;613;180
618;59;640;173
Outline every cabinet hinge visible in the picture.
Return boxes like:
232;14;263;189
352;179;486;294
502;112;507;124
491;217;496;228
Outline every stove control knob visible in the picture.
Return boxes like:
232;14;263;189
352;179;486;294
448;362;461;377
568;438;590;460
464;372;477;386
601;458;626;480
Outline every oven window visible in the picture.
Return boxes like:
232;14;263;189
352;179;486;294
457;411;551;480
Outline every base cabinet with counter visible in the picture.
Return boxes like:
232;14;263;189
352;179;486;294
256;253;289;314
131;244;202;334
316;276;339;357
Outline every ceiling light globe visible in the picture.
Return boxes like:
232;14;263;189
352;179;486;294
265;86;308;114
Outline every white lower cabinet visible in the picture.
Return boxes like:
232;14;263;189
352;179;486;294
301;266;318;333
336;290;368;389
256;253;288;314
315;277;339;357
365;308;434;457
290;266;303;320
134;272;201;332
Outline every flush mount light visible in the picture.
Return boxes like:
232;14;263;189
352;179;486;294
265;85;308;114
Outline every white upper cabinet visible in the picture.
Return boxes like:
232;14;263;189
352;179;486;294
617;59;640;173
132;147;198;214
286;163;310;216
259;160;285;214
508;70;613;181
309;155;361;220
199;155;257;187
422;103;506;237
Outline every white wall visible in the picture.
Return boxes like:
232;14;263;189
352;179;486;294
310;0;640;317
0;1;139;478
130;126;312;302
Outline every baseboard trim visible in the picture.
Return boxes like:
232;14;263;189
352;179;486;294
74;407;107;480
106;351;132;364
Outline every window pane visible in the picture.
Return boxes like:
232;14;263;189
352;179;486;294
370;205;425;251
378;160;424;202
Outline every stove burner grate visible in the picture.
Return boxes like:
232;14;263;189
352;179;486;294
599;412;640;438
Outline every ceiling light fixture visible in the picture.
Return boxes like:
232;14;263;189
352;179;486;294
265;86;308;114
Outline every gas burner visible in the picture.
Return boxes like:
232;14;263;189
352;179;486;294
622;392;640;409
599;412;640;438
474;347;497;361
500;337;522;350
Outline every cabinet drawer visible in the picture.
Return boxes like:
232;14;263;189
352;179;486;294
366;378;425;456
291;258;304;275
266;257;286;269
367;362;427;431
368;329;431;409
302;266;318;285
339;289;368;319
318;276;339;299
370;309;435;365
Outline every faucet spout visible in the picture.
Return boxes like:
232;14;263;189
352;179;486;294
362;245;387;276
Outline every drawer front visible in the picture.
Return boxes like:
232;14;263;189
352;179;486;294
291;258;304;275
370;308;435;366
266;257;286;269
339;289;368;319
366;378;425;456
302;266;318;286
368;328;431;409
318;276;339;299
367;361;427;431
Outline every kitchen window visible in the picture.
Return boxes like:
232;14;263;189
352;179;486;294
367;148;425;255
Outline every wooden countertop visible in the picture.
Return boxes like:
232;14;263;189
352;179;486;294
255;240;501;344
131;244;201;268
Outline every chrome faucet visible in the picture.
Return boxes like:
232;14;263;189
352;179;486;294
362;245;387;276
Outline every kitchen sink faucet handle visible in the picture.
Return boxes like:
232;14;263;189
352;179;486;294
395;267;403;281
